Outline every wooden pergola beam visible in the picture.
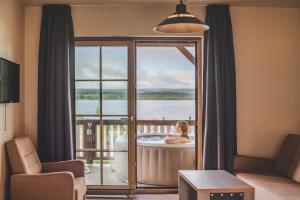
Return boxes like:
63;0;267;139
176;45;195;65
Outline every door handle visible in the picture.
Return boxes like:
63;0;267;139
120;116;134;122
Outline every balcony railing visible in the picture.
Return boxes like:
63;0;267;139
76;119;195;164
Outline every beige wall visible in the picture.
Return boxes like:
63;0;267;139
231;7;300;157
23;6;41;144
0;0;24;199
72;5;205;36
23;5;300;160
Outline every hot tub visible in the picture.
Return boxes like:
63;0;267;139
114;134;195;186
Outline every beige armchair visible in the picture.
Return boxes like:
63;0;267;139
6;136;87;200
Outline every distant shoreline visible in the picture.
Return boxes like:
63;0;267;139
76;88;196;100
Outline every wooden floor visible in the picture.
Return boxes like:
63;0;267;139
87;194;178;200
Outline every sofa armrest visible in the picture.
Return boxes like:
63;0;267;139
233;155;275;172
42;160;85;177
11;172;74;200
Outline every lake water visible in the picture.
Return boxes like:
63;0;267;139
76;100;195;120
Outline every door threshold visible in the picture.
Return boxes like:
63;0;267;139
87;195;130;199
134;188;178;194
87;189;133;196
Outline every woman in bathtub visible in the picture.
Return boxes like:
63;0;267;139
165;121;191;144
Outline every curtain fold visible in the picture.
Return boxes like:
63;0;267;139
202;4;237;172
38;4;75;162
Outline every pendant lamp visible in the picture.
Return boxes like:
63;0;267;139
154;0;209;33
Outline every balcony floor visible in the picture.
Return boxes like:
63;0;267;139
85;163;127;186
85;164;164;188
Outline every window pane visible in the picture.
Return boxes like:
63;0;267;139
102;46;128;79
102;81;128;115
76;81;100;115
136;46;196;120
75;116;101;186
102;116;128;185
85;160;101;185
102;116;128;152
104;152;128;185
75;47;100;80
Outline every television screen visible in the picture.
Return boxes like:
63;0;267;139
0;58;20;103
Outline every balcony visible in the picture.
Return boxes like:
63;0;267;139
76;119;195;186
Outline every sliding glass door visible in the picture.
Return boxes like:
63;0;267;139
75;42;134;190
74;38;201;193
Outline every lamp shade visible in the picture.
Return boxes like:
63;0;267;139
153;3;209;33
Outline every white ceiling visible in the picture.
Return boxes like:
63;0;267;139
21;0;300;7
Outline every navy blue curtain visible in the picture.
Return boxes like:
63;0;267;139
202;5;237;172
38;4;75;162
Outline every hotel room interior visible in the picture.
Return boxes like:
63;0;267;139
0;0;300;199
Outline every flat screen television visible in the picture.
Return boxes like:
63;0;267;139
0;58;20;103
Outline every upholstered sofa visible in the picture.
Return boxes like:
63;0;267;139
6;136;87;200
234;134;300;200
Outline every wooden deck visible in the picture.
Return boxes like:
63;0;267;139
77;119;195;186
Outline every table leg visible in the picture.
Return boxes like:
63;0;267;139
179;176;197;200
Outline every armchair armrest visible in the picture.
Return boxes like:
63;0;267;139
11;172;74;200
233;155;275;172
42;160;85;177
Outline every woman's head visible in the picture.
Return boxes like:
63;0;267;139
176;121;189;138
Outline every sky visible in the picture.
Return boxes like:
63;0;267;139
136;46;195;89
75;45;196;90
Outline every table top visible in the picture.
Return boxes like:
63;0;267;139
179;170;254;193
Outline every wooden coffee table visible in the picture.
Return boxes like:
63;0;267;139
178;170;254;200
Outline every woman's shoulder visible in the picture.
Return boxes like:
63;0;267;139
165;136;191;144
165;137;178;144
179;137;191;143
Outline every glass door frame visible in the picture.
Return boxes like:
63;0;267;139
74;37;203;194
75;40;136;193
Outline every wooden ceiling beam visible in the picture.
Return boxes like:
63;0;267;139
176;45;195;65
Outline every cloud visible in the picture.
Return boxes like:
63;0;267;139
137;69;195;89
136;46;196;89
75;47;100;79
102;59;127;79
76;81;99;89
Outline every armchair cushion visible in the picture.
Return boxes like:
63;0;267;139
290;146;300;183
42;160;85;177
236;172;300;200
233;155;275;173
11;172;75;200
275;134;300;179
6;136;41;174
75;177;87;200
